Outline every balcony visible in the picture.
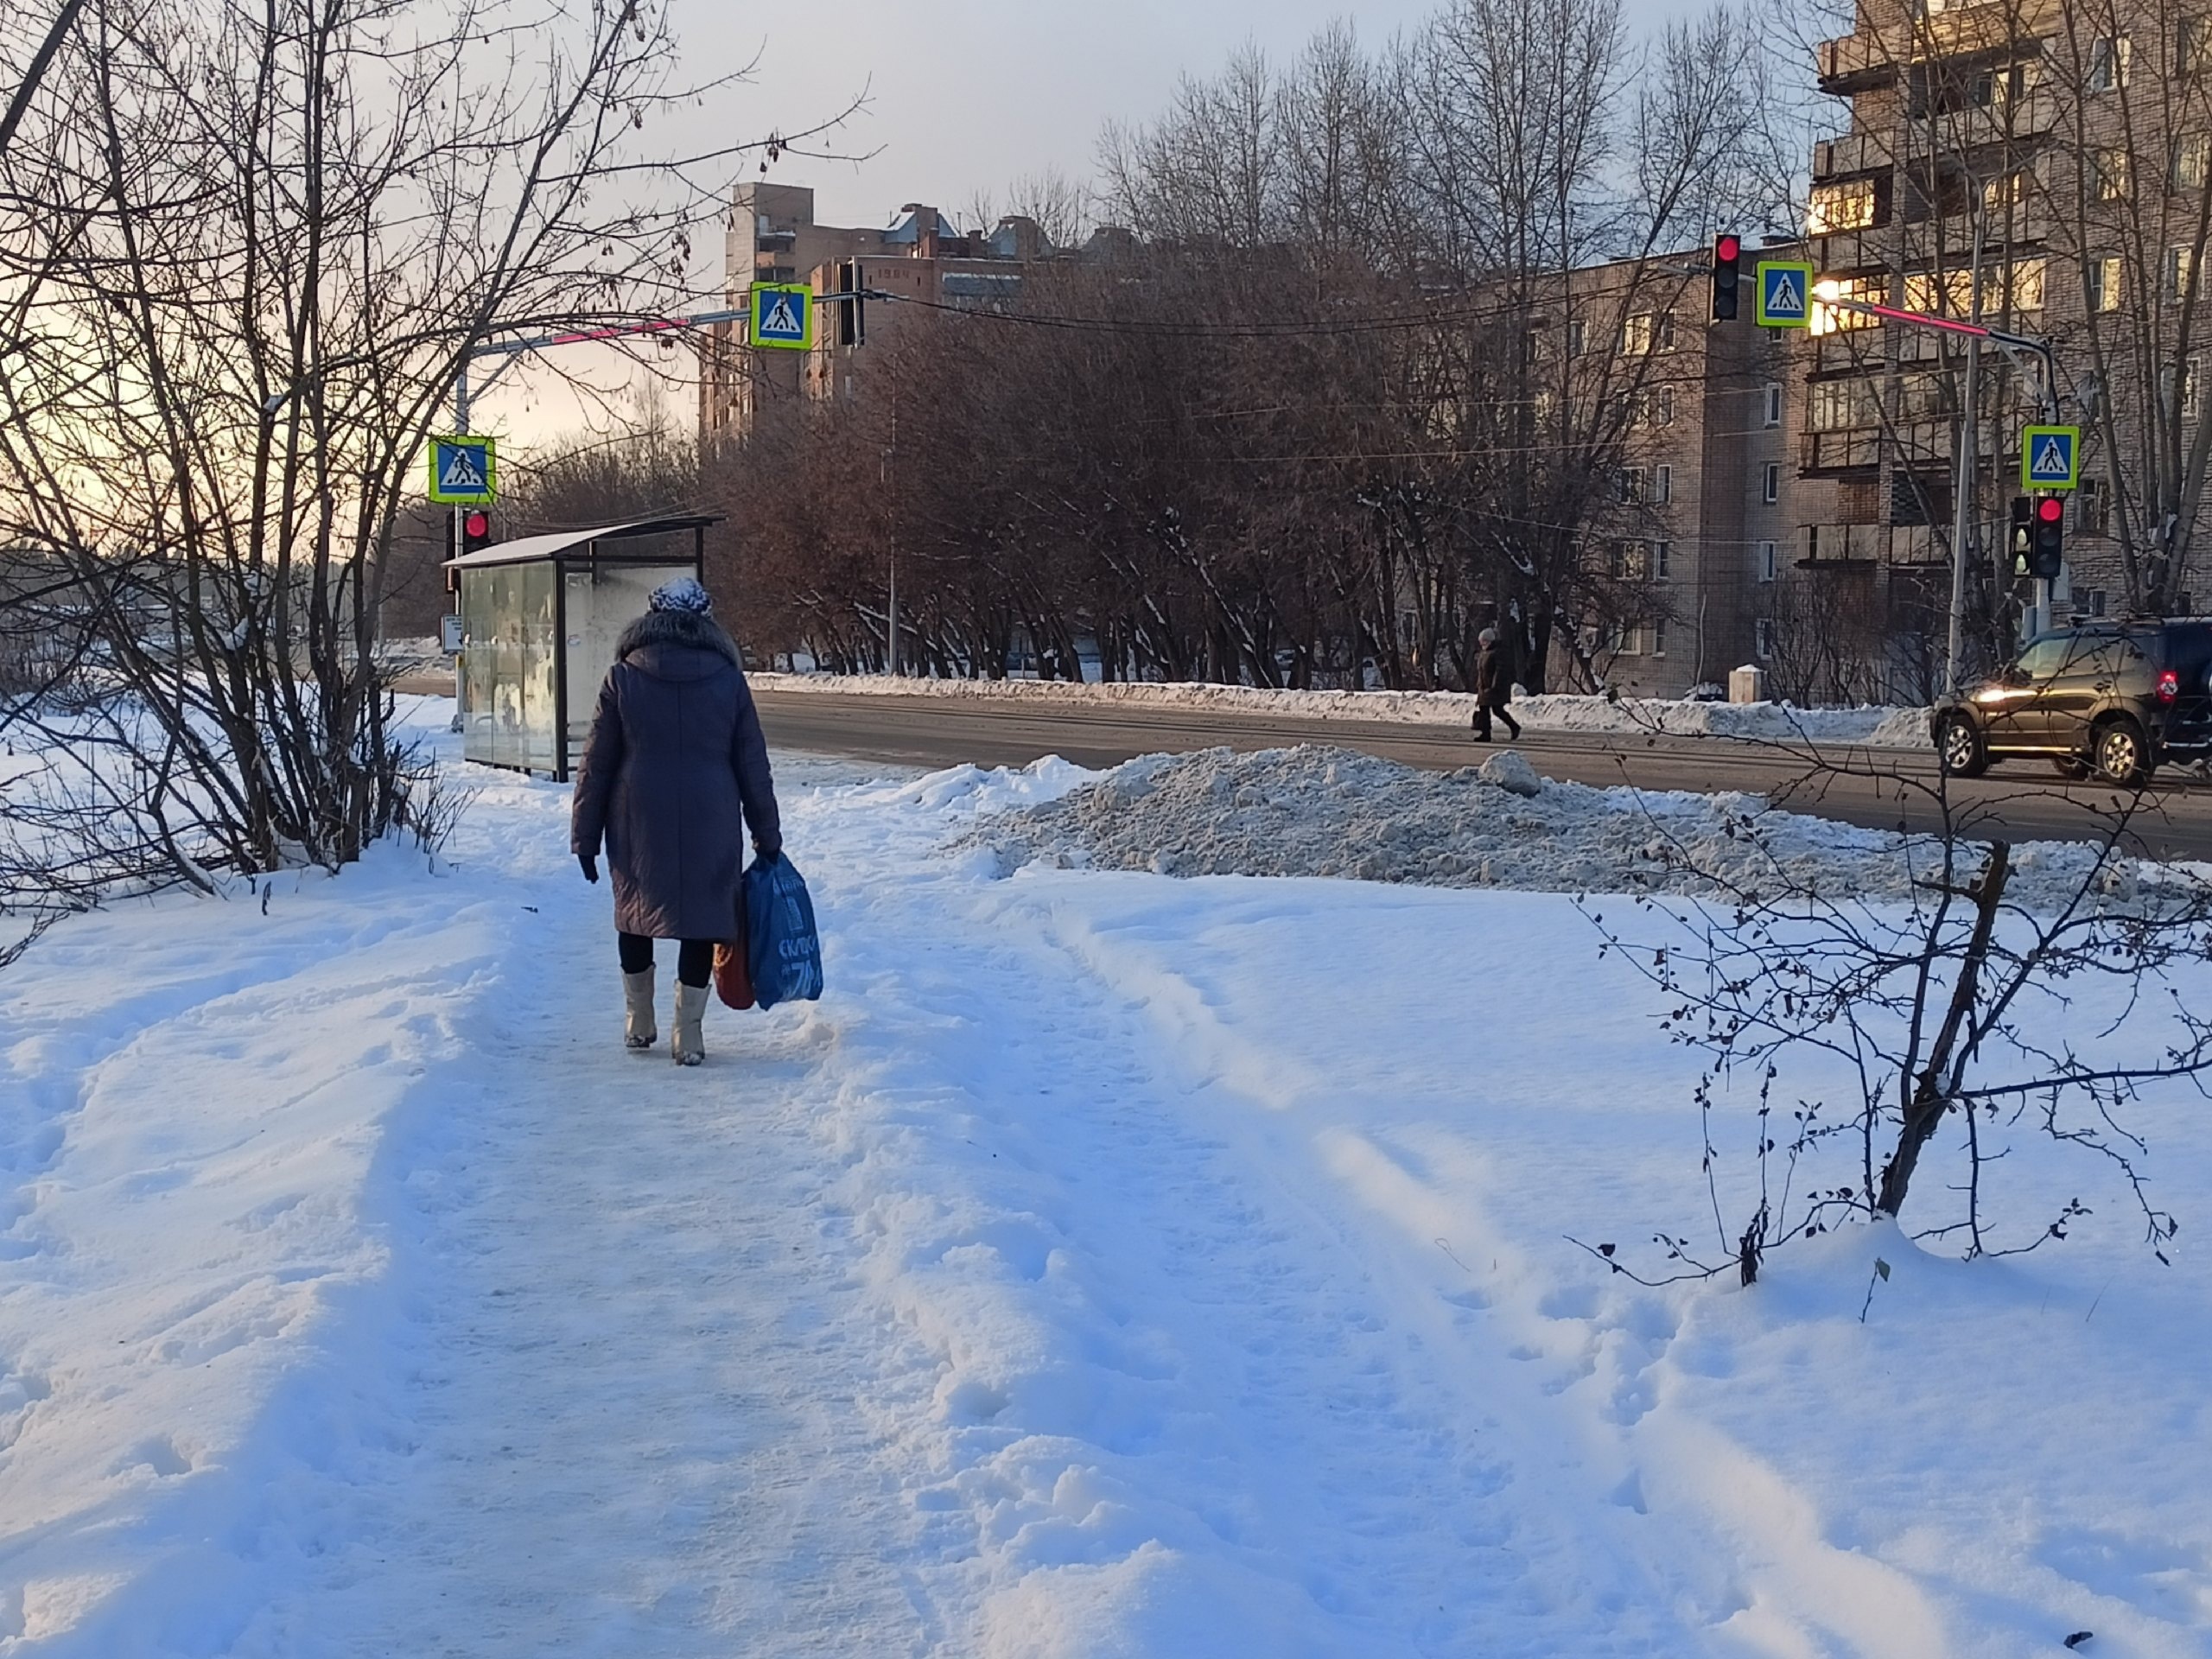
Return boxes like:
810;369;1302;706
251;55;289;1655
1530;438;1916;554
1817;33;1897;94
1802;523;1885;562
1904;93;2056;160
1811;130;1891;180
1810;226;1892;273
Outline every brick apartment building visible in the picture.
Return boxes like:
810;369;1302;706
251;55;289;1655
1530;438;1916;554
698;184;1117;441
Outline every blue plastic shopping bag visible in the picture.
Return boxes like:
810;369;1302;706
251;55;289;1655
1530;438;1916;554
743;852;824;1009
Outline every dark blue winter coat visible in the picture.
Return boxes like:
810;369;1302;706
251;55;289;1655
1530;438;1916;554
570;607;781;941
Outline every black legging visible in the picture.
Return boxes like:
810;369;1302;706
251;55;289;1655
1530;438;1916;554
619;931;715;989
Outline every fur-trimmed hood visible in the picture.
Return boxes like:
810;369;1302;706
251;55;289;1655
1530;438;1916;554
616;605;742;677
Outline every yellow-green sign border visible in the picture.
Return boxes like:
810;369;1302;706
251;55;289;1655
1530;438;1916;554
749;282;815;353
1754;260;1815;328
427;435;498;505
2021;424;2082;492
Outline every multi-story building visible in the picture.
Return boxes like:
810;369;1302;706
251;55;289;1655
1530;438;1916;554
698;185;1088;440
1789;0;2212;693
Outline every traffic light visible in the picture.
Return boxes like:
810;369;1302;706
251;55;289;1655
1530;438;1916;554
462;507;494;557
2029;494;2064;581
835;259;866;347
1712;233;1742;321
2009;494;2033;576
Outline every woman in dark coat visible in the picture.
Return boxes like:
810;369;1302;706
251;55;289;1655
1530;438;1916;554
1471;626;1522;743
571;577;780;1065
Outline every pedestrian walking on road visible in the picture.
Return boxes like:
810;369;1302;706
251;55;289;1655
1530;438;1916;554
571;577;781;1065
1471;626;1522;744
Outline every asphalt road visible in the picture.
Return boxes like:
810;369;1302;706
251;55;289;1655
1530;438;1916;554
752;689;2212;863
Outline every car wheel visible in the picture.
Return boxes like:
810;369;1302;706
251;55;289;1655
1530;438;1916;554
2093;718;2153;786
1937;715;1987;778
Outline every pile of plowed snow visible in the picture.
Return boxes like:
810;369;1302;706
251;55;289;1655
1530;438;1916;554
959;744;2153;908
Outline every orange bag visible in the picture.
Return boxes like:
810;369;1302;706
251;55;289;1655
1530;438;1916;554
713;883;754;1010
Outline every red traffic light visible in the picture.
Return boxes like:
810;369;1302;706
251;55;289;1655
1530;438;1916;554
2037;498;2064;524
464;510;490;537
1716;233;1742;262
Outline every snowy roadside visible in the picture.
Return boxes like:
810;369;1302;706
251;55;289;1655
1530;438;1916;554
749;671;1936;749
3;709;2209;1656
958;741;2163;909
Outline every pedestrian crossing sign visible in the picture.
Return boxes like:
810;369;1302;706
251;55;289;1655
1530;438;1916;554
2021;425;2081;491
750;283;813;352
427;435;497;505
1755;261;1814;327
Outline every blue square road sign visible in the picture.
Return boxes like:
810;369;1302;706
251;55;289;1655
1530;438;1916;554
2022;425;2080;491
1756;261;1813;327
750;283;813;351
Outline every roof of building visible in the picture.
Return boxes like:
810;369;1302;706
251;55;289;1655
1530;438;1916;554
442;514;723;571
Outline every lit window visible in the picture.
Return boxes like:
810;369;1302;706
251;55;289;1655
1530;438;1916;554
1904;268;1973;315
1621;313;1656;355
2088;255;2123;312
2094;149;2132;200
1810;274;1882;334
2176;132;2212;191
1808;179;1878;234
2089;35;2132;92
2007;257;2045;311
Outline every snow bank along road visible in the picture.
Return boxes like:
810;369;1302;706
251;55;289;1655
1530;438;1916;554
751;684;2212;865
3;715;2211;1655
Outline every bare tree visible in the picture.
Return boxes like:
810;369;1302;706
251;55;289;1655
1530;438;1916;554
0;0;824;904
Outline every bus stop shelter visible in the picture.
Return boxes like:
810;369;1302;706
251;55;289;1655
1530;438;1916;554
444;514;720;780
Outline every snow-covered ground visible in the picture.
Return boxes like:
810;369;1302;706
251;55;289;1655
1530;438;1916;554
749;671;1936;749
3;708;2208;1656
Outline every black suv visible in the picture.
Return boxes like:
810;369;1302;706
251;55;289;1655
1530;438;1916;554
1933;620;2212;785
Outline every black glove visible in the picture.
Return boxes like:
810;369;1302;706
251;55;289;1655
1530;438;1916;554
754;839;781;864
579;853;599;884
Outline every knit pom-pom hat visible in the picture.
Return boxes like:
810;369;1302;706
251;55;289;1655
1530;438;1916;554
647;576;713;615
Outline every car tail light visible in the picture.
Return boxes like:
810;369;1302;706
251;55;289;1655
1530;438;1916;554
2158;668;2180;703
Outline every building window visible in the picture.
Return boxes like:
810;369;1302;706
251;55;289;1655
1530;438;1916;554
1754;617;1776;658
1763;462;1781;504
1621;312;1656;355
1810;377;1879;431
1567;318;1586;356
1810;274;1883;333
2184;16;2212;78
1655;463;1673;504
1652;540;1672;580
1764;382;1783;426
1620;467;1645;503
2088;254;2124;312
1982;170;2030;214
1657;385;1676;425
2094;149;2133;201
2007;257;2046;311
2168;245;2197;301
2089;35;2133;92
2079;478;2110;534
2176;132;2212;191
1759;540;1779;582
1651;617;1668;656
1658;309;1677;351
1904;267;1972;315
1808;178;1878;234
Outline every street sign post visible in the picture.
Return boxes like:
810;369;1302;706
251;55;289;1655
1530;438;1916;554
1755;261;1814;327
2021;425;2081;492
428;435;497;504
749;283;814;352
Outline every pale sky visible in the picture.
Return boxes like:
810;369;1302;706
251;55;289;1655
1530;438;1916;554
480;0;1700;453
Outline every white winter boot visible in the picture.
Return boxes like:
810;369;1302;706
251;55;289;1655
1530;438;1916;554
623;969;657;1051
671;982;709;1067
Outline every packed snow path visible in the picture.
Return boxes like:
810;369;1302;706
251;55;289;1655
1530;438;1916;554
4;733;2211;1656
